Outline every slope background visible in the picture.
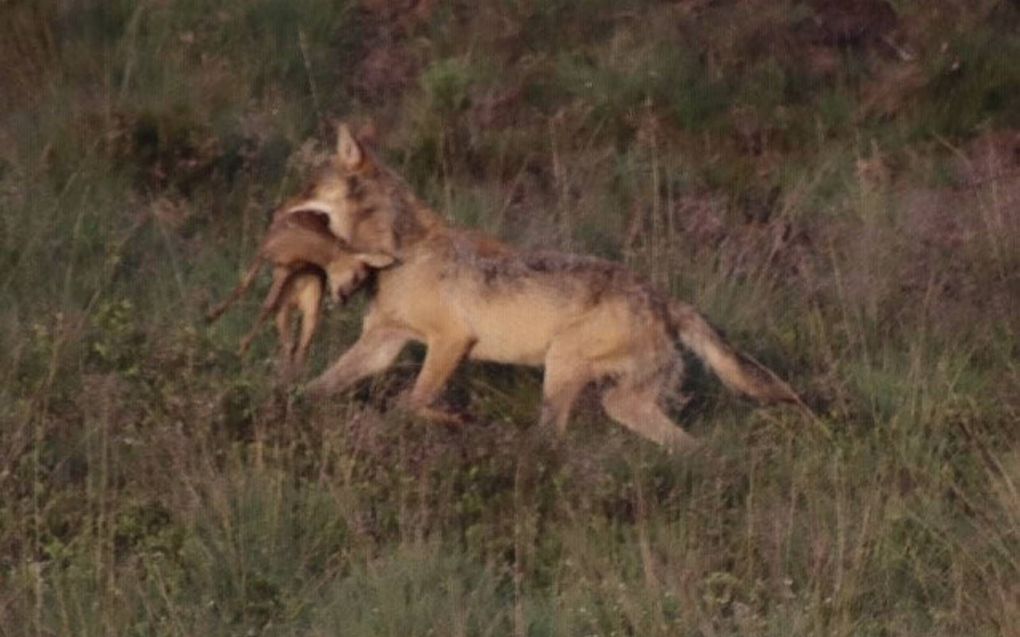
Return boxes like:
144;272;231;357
1;1;1018;634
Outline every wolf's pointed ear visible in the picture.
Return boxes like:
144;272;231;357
356;252;396;269
336;123;363;169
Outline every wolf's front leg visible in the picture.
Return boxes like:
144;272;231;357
305;326;411;397
403;333;475;424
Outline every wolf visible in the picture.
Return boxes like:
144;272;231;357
294;125;800;449
207;208;394;377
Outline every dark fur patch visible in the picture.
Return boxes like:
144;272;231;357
452;243;669;318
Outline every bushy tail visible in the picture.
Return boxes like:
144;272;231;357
669;301;801;405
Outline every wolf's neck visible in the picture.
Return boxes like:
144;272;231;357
393;193;448;250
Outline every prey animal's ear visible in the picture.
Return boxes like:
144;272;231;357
336;123;363;170
356;252;396;269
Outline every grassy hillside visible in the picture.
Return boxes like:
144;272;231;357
1;0;1018;634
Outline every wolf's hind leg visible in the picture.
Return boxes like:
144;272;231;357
600;380;697;452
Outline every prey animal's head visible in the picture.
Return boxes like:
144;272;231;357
278;123;437;258
323;250;395;305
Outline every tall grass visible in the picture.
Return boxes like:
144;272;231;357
2;0;1018;635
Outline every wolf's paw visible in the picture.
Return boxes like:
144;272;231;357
413;405;469;429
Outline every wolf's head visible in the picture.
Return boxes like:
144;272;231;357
279;124;437;258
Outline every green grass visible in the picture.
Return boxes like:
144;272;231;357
2;1;1019;635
